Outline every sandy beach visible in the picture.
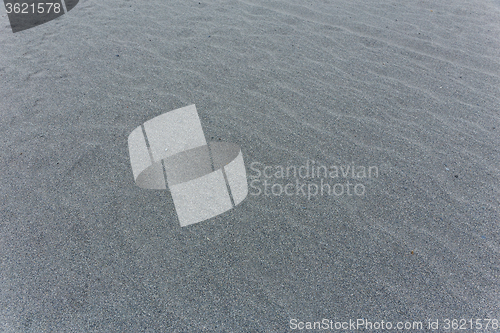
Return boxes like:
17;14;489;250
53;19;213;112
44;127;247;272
1;0;499;331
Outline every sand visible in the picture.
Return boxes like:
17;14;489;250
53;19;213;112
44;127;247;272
1;0;499;331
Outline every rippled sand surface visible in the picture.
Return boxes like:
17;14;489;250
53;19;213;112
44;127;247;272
1;0;499;331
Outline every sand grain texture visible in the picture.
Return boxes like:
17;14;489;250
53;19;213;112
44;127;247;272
1;0;499;331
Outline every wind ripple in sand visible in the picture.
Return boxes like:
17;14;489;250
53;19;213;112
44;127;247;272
0;0;499;330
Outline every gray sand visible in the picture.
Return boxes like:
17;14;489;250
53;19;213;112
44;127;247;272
1;0;499;331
